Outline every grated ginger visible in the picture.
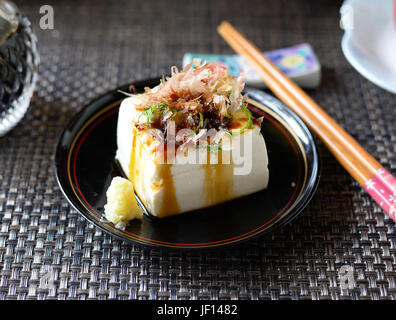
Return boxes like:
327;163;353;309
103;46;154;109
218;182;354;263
104;177;143;227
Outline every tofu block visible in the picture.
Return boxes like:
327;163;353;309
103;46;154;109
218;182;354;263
116;95;269;218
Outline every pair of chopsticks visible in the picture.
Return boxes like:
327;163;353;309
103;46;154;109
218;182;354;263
217;21;396;222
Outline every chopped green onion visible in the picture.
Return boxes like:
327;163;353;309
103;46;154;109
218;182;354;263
223;112;232;119
170;107;179;116
231;104;254;135
206;144;222;155
196;143;222;155
138;107;149;123
138;102;171;123
139;105;155;122
199;112;204;128
159;102;169;112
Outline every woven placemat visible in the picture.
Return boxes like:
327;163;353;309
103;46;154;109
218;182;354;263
0;0;395;300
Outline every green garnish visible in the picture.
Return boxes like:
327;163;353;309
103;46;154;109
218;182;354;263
138;102;176;123
159;101;170;111
233;104;254;135
206;144;222;155
196;143;222;155
223;112;232;119
199;112;204;128
169;107;179;116
138;106;154;123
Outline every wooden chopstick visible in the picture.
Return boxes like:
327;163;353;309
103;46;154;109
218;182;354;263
217;21;396;222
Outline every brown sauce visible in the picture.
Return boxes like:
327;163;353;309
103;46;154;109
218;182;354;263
129;131;180;218
158;163;180;217
129;129;234;218
203;149;233;207
128;132;146;208
128;132;137;182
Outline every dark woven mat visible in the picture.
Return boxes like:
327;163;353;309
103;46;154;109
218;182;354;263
0;0;395;300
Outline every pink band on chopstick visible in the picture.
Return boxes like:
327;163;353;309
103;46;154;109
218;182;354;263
394;0;396;28
364;168;396;222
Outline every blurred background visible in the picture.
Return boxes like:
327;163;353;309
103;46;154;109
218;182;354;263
17;0;346;103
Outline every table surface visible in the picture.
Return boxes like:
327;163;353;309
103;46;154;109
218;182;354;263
1;0;395;300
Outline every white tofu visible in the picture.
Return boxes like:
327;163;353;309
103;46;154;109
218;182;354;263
116;95;269;218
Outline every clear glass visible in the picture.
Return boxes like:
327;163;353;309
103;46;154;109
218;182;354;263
0;1;39;137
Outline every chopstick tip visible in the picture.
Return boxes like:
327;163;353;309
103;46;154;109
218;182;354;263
217;20;231;33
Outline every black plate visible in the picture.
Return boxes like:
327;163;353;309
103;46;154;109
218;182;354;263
55;79;320;249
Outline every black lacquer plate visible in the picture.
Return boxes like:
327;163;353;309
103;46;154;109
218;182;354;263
55;79;320;249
